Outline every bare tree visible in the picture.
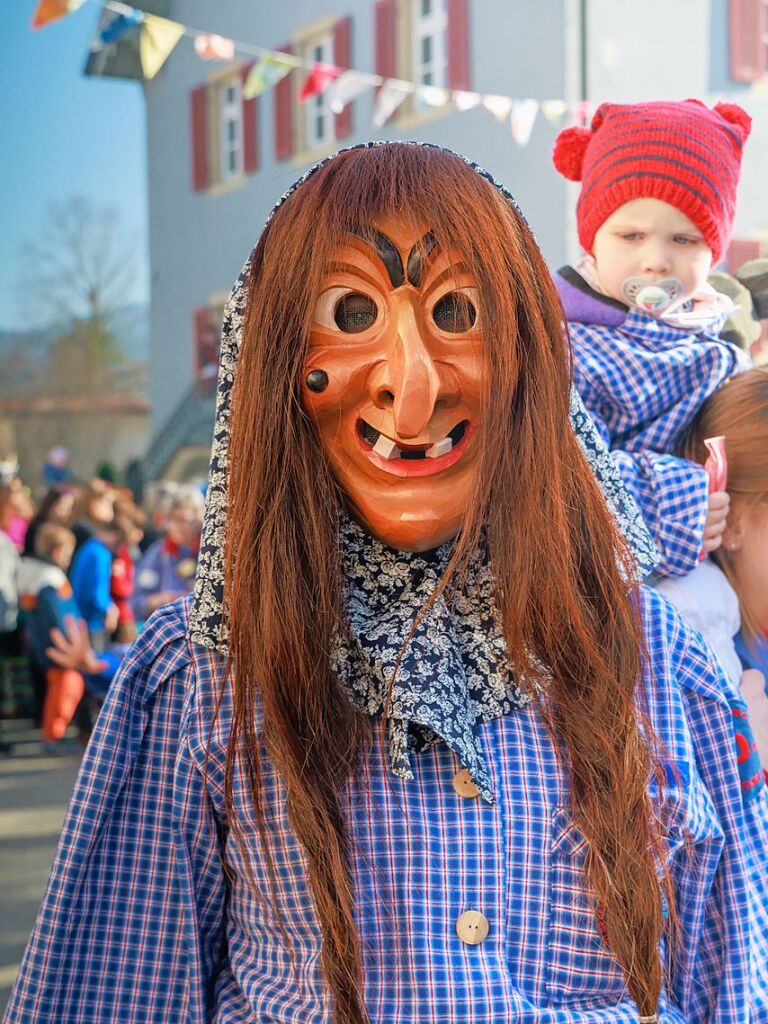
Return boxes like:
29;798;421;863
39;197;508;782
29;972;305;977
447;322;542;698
21;197;137;328
18;198;145;396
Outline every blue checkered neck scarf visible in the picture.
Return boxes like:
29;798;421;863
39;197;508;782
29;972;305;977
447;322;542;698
332;514;534;804
187;142;661;799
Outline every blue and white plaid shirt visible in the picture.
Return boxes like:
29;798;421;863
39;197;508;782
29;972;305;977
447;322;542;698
5;593;768;1023
556;267;750;578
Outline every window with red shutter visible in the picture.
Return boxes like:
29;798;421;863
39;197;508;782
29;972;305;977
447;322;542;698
301;34;335;151
375;0;397;83
374;0;398;125
190;85;209;191
334;17;353;140
241;64;260;173
447;0;470;91
412;0;448;90
729;0;766;81
274;43;294;161
218;77;244;181
193;306;222;388
193;307;210;379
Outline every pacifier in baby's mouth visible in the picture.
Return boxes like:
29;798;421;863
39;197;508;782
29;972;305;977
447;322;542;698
621;277;684;314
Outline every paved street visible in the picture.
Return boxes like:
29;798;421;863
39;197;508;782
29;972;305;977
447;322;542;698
0;722;81;1015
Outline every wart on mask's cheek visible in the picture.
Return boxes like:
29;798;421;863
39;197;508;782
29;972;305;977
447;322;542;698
305;369;329;393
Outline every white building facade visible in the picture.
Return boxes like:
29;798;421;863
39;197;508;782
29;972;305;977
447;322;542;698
88;0;768;478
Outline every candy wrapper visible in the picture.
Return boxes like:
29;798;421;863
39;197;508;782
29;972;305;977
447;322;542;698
700;435;728;560
703;435;728;492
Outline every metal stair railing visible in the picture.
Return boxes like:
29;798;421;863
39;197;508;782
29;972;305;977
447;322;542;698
142;380;217;482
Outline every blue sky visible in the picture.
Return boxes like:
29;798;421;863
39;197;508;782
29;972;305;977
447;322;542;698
0;1;148;330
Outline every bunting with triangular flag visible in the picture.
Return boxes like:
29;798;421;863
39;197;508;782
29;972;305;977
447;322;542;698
140;13;184;80
31;0;85;30
327;70;374;113
572;99;593;126
372;80;412;127
452;89;482;112
418;85;449;107
243;52;297;99
299;62;340;101
482;94;513;122
38;0;594;145
510;98;539;145
541;99;567;125
100;8;143;45
194;34;235;61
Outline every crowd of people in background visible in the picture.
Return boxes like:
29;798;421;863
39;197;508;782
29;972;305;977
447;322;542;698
0;460;204;750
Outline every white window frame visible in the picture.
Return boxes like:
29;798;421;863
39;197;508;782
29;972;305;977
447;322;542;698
218;76;243;183
303;34;334;152
412;0;447;91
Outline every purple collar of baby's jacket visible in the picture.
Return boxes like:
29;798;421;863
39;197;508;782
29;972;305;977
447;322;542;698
554;265;628;327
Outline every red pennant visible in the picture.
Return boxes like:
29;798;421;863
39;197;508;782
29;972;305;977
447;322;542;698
299;61;339;101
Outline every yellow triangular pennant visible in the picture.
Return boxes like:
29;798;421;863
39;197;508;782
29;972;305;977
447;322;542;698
140;13;184;80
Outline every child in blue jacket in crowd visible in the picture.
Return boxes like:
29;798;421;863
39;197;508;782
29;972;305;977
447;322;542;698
552;99;752;577
70;520;119;650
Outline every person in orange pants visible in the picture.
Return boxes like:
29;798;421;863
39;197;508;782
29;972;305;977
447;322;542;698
41;667;84;742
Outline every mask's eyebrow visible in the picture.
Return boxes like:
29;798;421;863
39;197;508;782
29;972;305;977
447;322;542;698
406;231;438;288
425;260;472;296
351;228;404;287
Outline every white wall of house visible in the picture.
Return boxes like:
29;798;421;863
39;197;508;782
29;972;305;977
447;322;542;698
584;0;768;251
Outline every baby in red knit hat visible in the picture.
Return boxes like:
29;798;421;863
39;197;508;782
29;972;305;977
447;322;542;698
552;99;752;580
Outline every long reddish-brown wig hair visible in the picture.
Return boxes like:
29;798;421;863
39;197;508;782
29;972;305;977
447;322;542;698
224;144;671;1022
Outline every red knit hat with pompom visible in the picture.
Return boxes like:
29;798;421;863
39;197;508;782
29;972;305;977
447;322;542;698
552;99;751;263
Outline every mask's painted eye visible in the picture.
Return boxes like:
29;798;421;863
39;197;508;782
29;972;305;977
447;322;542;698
313;287;378;334
432;290;478;333
334;292;378;333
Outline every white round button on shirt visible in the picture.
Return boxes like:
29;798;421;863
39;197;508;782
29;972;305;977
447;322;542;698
452;768;480;799
456;910;489;945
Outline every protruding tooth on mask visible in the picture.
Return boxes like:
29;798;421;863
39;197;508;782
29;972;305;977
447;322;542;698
427;437;453;459
373;435;401;460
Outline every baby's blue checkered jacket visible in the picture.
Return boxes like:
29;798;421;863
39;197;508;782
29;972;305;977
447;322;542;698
556;266;750;578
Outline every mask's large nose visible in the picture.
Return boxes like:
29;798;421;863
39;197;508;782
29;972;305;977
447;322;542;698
370;301;442;438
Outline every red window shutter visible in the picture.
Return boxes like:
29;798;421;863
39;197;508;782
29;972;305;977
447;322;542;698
190;85;209;191
241;64;260;174
729;0;766;82
274;43;294;161
334;16;353;139
727;237;761;273
447;0;470;91
375;0;397;81
193;307;210;379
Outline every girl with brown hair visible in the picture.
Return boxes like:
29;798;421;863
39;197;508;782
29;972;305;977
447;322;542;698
6;144;768;1024
659;366;768;770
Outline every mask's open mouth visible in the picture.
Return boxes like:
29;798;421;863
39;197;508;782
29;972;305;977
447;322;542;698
358;419;468;460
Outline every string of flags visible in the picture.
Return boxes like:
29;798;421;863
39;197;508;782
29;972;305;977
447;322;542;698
31;0;594;144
